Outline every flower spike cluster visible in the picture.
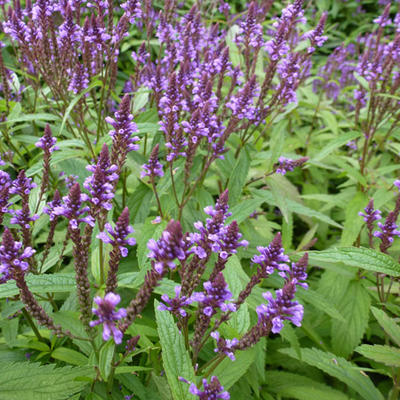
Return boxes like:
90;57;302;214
90;293;127;344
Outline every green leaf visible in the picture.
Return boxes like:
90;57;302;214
356;344;400;367
213;342;258;389
297;287;345;322
340;191;368;246
266;370;352;400
280;347;384;400
1;113;59;126
0;273;76;298
371;307;400;347
312;131;361;161
331;280;370;357
267;120;287;170
51;347;89;366
305;247;400;276
115;366;153;374
285;199;342;228
227;145;251;205
320;110;339;135
0;362;93;400
99;341;115;382
155;300;195;400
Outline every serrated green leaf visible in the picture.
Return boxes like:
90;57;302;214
213;343;258;389
99;341;115;381
266;370;352;400
0;362;93;400
227;145;251;205
341;191;368;246
305;247;400;276
223;261;250;335
331;280;370;357
356;344;400;367
371;307;400;347
51;347;89;366
312;131;361;161
0;273;76;298
297;287;345;322
155;300;195;400
267;120;287;170
280;347;384;400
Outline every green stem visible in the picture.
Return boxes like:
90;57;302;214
21;308;45;343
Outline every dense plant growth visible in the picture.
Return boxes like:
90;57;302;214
1;0;400;399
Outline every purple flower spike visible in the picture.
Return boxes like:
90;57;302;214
10;170;37;198
107;95;140;170
84;144;119;213
53;183;94;230
35;124;59;153
158;285;193;317
251;233;290;276
10;204;39;229
147;220;187;274
141;144;164;179
257;285;304;334
0;228;35;283
210;331;239;361
180;376;230;400
304;12;328;53
97;207;136;257
192;273;236;317
275;156;308;175
90;292;127;344
359;200;382;225
43;190;62;221
226;75;259;121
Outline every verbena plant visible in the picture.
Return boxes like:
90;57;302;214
1;1;400;400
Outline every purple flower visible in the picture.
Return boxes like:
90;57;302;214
43;190;62;221
10;204;39;229
275;156;308;175
190;190;238;259
106;95;140;156
255;254;308;334
257;286;303;334
141;144;164;179
97;207;136;257
121;0;142;24
235;2;264;49
180;376;230;400
0;228;35;283
35;124;59;153
84;144;118;213
210;331;239;361
359;200;382;225
53;183;95;230
192;273;236;317
68;63;89;95
226;76;259;121
9;171;37;197
373;4;391;27
158;285;193;317
147;220;187;274
252;233;290;276
374;219;400;244
303;12;328;53
90;292;127;344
